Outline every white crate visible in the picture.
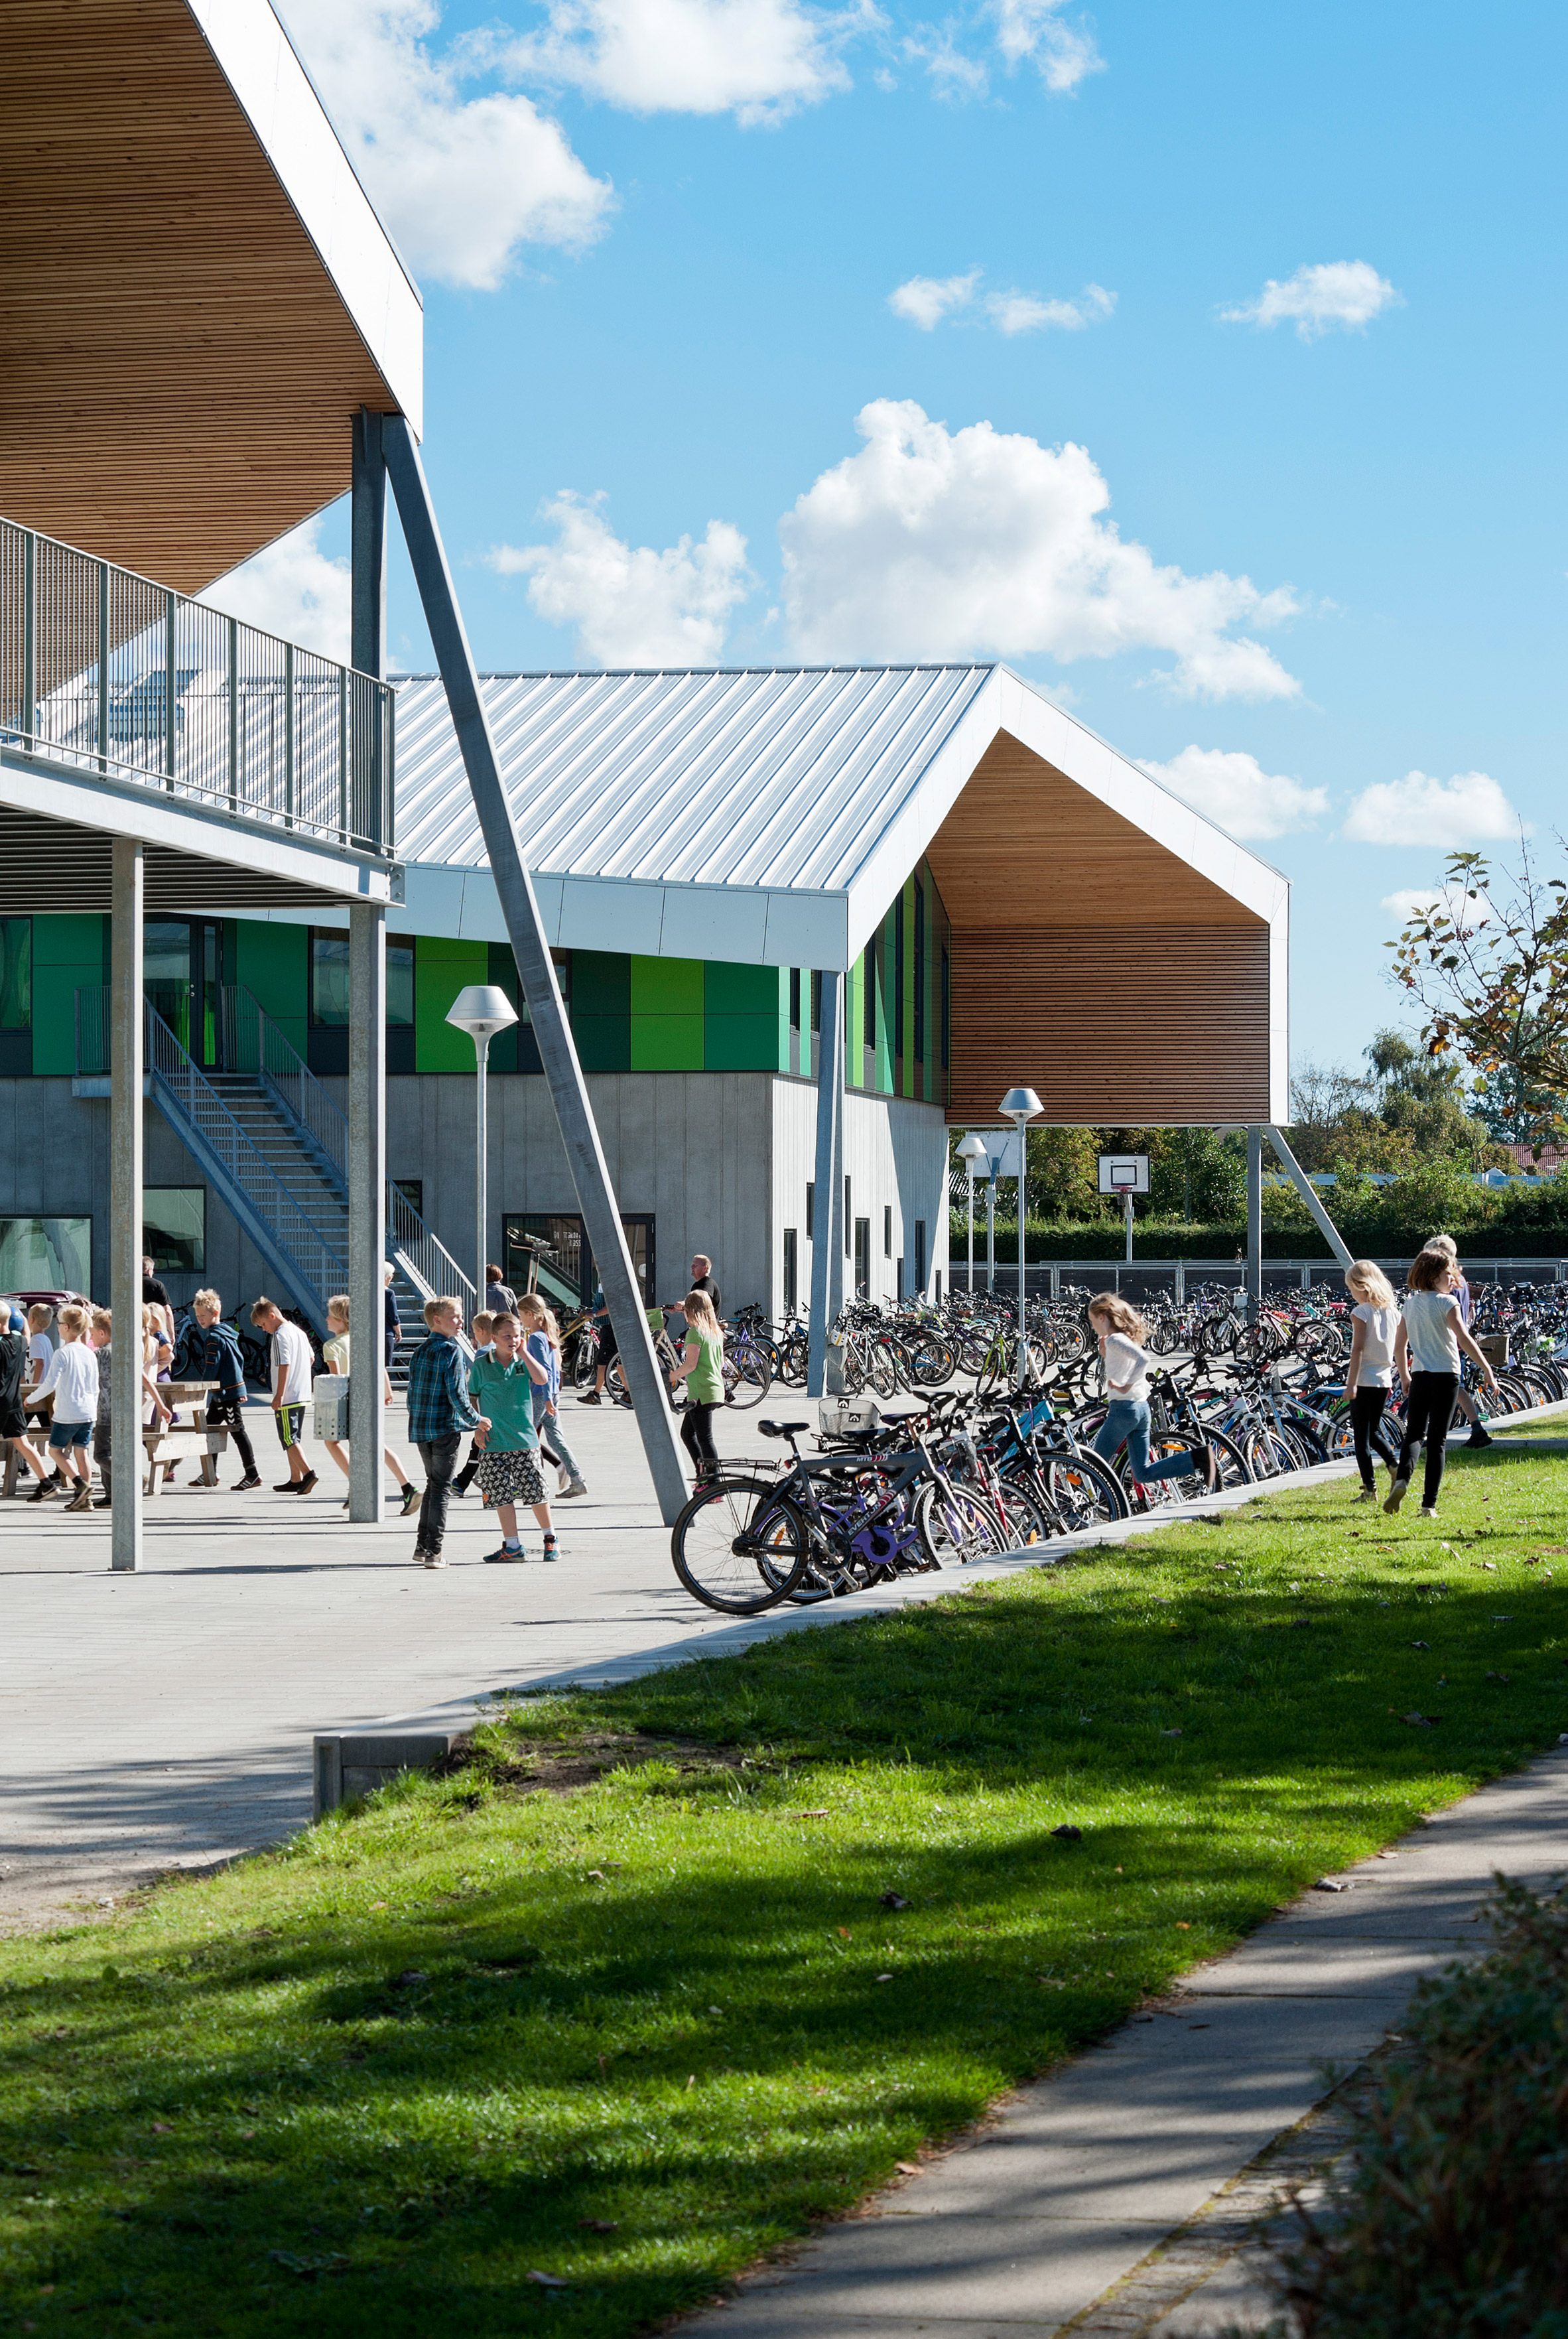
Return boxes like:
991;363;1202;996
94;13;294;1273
819;1394;880;1438
312;1374;349;1441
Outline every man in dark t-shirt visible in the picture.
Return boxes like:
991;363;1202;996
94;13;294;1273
141;1254;173;1332
685;1254;722;1322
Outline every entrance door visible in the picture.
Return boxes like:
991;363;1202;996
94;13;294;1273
143;919;226;1070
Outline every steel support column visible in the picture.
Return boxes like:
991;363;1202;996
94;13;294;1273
1246;1124;1264;1318
381;416;690;1526
352;409;387;680
1264;1125;1354;1267
348;902;386;1523
807;968;845;1398
109;839;143;1573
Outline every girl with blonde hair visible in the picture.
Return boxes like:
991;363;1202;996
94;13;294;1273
1386;1246;1499;1517
517;1292;588;1499
1086;1292;1218;1497
1342;1260;1401;1501
673;1288;725;1485
320;1293;421;1514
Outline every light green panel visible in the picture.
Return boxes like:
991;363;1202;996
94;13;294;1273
417;935;490;1072
629;955;704;1070
33;913;109;1074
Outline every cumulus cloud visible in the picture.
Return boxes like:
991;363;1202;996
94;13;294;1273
1382;880;1494;933
499;0;868;121
1137;745;1327;840
1221;259;1402;340
488;494;753;665
986;281;1113;334
278;0;613;290
888;270;982;328
778;399;1301;697
201;516;352;664
990;0;1102;88
1343;769;1521;848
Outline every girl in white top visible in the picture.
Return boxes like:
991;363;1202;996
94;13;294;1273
1086;1293;1215;1498
320;1294;421;1515
1386;1245;1498;1518
1342;1260;1402;1501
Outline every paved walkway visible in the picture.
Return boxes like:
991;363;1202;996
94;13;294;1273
679;1748;1568;2338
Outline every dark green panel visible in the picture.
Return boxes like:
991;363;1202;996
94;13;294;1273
703;1013;787;1071
231;920;308;1055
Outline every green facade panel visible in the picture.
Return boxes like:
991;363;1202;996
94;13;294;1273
33;913;109;1074
704;962;787;1073
416;936;490;1073
629;956;703;1070
572;950;631;1071
231;921;308;1057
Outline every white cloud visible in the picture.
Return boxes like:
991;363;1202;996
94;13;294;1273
986;281;1113;334
488;494;753;665
497;0;868;121
202;516;351;664
1343;769;1521;848
778;399;1301;697
1382;880;1494;932
887;270;981;328
1137;745;1327;840
278;0;613;290
990;0;1102;88
1221;259;1402;340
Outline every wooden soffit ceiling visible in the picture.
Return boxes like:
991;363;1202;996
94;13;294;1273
0;0;411;592
925;730;1266;931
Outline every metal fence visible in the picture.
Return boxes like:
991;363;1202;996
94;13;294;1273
960;1258;1568;1301
0;517;393;856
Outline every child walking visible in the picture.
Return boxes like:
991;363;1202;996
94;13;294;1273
30;1305;101;1512
452;1311;494;1498
517;1294;588;1498
1342;1260;1403;1501
1386;1246;1499;1518
1086;1294;1218;1497
319;1294;421;1514
469;1311;559;1562
672;1289;725;1485
1429;1235;1493;1449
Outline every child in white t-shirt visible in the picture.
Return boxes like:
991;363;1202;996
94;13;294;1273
1386;1246;1498;1519
1342;1259;1402;1501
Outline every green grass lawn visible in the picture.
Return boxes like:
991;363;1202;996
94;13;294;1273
3;1449;1566;2337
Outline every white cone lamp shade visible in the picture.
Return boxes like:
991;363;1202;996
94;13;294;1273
998;1087;1043;1122
446;984;519;1041
956;1132;991;1166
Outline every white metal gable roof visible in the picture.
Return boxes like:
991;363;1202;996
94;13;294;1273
389;662;1288;973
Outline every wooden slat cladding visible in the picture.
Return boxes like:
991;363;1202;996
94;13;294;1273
947;927;1272;1124
0;0;397;590
927;732;1260;928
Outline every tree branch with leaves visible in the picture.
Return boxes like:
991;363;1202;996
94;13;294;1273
1388;835;1568;1146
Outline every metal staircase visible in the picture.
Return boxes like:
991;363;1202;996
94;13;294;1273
76;984;474;1376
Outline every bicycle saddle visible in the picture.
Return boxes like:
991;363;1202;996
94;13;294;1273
758;1419;811;1439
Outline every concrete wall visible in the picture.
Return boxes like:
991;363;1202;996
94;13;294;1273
769;1076;950;1317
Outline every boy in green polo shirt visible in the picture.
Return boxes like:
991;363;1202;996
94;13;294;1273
470;1313;559;1564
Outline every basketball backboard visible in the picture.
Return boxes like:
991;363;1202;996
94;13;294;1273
1098;1153;1150;1195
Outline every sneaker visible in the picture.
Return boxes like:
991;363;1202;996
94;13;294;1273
542;1537;560;1562
1466;1426;1494;1449
273;1478;300;1493
233;1475;262;1491
400;1483;421;1516
62;1485;91;1512
1419;1504;1439;1518
452;1468;477;1499
1384;1477;1409;1515
561;1478;588;1499
27;1482;58;1504
420;1550;447;1569
578;1390;602;1406
1354;1486;1377;1503
93;1495;113;1510
46;1469;66;1489
482;1544;526;1564
296;1469;318;1495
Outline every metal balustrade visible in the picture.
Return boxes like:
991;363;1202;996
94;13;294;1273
1;517;393;856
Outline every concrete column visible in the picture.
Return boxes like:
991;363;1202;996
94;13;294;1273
807;967;844;1398
109;838;143;1573
1246;1124;1264;1319
348;902;386;1522
382;415;690;1526
352;410;387;679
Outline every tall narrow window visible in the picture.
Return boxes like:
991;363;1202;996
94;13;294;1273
883;1204;892;1258
789;969;801;1036
810;970;821;1033
893;898;905;1063
805;1181;815;1240
862;951;876;1045
517;951;571;1024
844;1175;852;1254
783;1227;798;1316
913;878;926;1067
914;1217;927;1294
941;946;950;1070
854;1217;870;1300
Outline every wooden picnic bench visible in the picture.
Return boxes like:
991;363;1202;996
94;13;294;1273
142;1380;227;1493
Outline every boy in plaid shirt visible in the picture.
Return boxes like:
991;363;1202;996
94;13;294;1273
406;1298;487;1569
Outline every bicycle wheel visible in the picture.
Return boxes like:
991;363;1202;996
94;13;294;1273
913;1480;1009;1568
671;1480;808;1614
994;1475;1053;1547
724;1346;772;1410
1037;1447;1130;1528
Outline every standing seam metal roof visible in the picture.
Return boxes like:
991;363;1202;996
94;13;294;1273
391;664;996;892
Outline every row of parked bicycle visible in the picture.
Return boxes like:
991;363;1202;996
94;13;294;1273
665;1280;1567;1615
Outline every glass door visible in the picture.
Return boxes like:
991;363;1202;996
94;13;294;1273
143;921;192;1053
143;920;227;1068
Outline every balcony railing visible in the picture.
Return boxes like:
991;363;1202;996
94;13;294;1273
0;517;393;857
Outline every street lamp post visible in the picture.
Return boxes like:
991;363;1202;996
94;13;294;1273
998;1087;1043;1389
445;984;519;1311
956;1132;989;1295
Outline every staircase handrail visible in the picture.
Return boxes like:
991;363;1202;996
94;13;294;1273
224;984;348;1185
144;1002;347;1311
387;1183;477;1316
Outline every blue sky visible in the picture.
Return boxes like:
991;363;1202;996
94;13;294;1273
249;0;1566;1083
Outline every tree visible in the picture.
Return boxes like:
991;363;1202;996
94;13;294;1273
1389;838;1568;1144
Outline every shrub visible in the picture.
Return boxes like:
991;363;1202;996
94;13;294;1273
1272;1877;1568;2337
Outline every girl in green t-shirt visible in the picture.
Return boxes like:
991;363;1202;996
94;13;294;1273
673;1289;725;1484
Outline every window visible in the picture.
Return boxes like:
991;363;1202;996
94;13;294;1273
783;1227;798;1316
863;952;876;1046
142;1187;205;1274
517;950;570;1025
914;1217;927;1294
310;930;415;1024
913;878;926;1066
789;969;801;1035
844;1175;852;1254
503;1211;654;1308
0;919;32;1030
0;1215;91;1294
805;1181;815;1241
810;971;821;1034
391;1179;423;1219
854;1217;870;1300
894;900;905;1061
883;1204;892;1258
941;947;950;1069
